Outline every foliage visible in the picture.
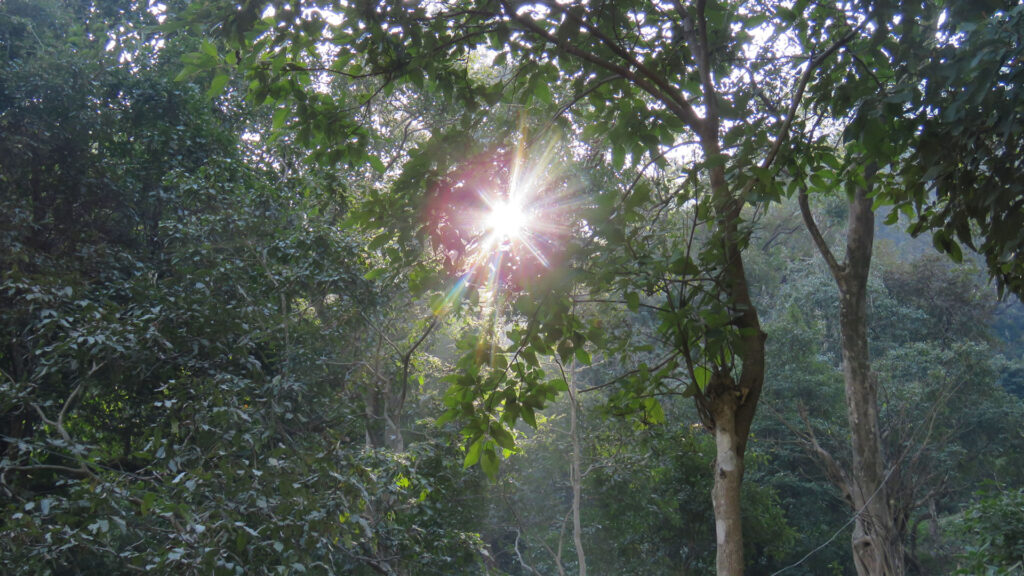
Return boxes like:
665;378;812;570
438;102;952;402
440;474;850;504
3;1;1024;575
897;4;1024;298
0;2;491;573
952;487;1024;575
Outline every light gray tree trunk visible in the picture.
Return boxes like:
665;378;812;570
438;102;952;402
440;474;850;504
567;371;587;576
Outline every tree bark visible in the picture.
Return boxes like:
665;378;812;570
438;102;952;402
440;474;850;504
799;170;905;575
840;185;904;576
567;372;587;576
701;156;766;576
710;390;746;576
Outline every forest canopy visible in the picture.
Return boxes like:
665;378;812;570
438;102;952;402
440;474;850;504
2;0;1023;575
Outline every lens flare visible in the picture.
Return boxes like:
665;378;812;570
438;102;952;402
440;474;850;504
423;133;585;321
485;199;527;241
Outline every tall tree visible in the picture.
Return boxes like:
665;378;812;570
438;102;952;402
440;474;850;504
785;3;1024;573
799;166;904;574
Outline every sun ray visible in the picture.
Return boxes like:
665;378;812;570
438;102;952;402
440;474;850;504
423;128;585;332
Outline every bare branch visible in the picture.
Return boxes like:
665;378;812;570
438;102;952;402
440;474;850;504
529;74;621;147
570;296;671;313
543;0;704;131
578;352;679;393
797;404;853;504
398;314;441;412
2;463;93;476
798;190;844;279
513;528;545;576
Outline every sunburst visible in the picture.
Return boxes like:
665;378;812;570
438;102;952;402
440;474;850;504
484;198;528;242
425;134;581;316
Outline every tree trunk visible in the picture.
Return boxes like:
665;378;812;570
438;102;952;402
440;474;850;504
701;158;766;576
568;372;587;576
710;391;746;576
800;169;905;575
840;185;904;576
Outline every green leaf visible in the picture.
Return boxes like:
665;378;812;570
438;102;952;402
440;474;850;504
435;409;456;427
481;445;499;480
574;347;591;365
174;66;197;82
490;423;516;450
533;81;553;105
200;40;218;58
521;405;537;428
521;347;538;367
809;172;830;190
463;437;484;468
272;106;289;131
932;230;964;263
694;366;710;392
643;397;665;424
206;74;230;99
625;292;640;312
612;145;625;170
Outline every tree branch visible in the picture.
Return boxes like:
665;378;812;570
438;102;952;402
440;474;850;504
543;1;704;131
504;1;704;132
673;0;718;128
741;21;868;199
578;352;678;393
398;314;441;412
798;190;844;279
529;74;621;147
796;404;853;505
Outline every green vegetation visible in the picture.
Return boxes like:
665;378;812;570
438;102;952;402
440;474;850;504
2;1;1022;575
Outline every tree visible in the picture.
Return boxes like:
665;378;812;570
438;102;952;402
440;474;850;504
747;191;1024;574
782;3;1024;573
1;2;494;573
798;159;909;574
177;1;895;572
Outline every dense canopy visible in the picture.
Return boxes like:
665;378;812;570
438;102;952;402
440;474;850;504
2;0;1023;575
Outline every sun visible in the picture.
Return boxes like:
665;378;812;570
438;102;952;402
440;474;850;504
423;134;582;308
484;198;528;241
